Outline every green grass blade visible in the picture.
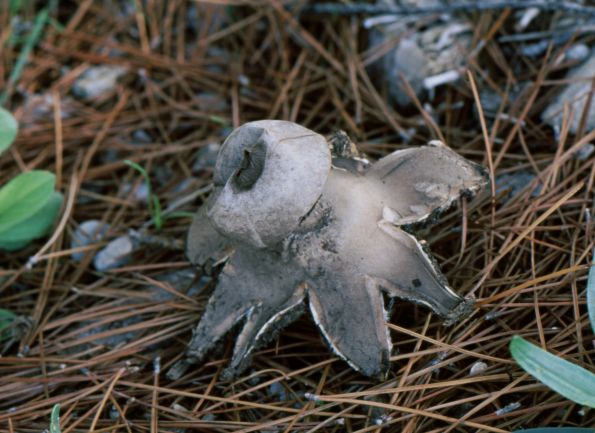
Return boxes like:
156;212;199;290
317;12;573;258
587;247;595;334
123;160;151;188
0;107;18;153
0;0;58;105
510;336;595;408
50;404;61;433
0;308;17;341
124;159;163;229
151;194;162;229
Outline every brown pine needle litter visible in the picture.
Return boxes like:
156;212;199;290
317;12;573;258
1;1;594;432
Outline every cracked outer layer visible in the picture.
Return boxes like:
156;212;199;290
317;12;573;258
171;121;488;380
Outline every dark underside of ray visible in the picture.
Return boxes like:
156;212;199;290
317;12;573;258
307;266;391;379
168;247;304;379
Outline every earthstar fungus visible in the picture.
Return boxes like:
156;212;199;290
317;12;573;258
173;120;488;380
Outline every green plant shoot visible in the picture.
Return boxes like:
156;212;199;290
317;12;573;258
0;107;18;153
124;160;163;229
50;404;61;433
0;308;17;341
510;336;595;408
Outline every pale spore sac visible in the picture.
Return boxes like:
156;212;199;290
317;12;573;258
172;120;488;380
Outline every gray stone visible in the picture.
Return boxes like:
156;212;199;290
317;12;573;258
93;235;134;271
73;65;127;100
71;220;109;262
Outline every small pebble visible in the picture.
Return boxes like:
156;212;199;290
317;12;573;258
238;74;250;86
374;414;393;425
268;381;288;401
21;93;74;124
71;220;110;262
565;44;590;63
469;361;488;376
93;235;134;271
73;65;127;100
304;392;320;402
479;89;503;114
132;129;153;144
171;403;189;413
121;182;149;202
109;405;119;420
193;142;221;172
574;143;595;161
495;402;521;416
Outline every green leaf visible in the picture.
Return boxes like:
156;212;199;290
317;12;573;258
0;107;18;154
151;194;162;229
0;191;62;251
587;247;595;334
209;115;229;127
9;0;23;15
0;308;17;341
123;159;163;230
510;336;595;408
50;404;61;433
0;170;55;234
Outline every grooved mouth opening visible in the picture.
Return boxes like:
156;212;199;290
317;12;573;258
232;136;267;191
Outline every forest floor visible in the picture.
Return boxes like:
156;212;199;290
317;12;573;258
0;1;594;432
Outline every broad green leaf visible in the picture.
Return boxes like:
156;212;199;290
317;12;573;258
0;107;18;154
512;429;595;433
0;308;17;341
587;247;595;334
0;171;55;233
50;404;61;433
0;239;30;251
0;191;62;251
0;308;16;328
510;336;595;408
